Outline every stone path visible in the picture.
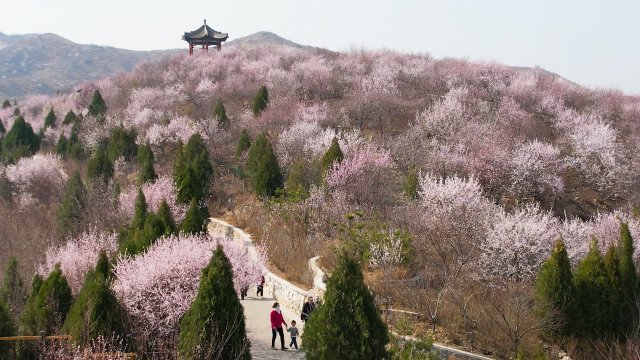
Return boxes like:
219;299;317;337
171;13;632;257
242;294;305;359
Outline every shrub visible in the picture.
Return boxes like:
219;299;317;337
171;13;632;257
88;89;107;117
1;116;40;163
251;85;269;116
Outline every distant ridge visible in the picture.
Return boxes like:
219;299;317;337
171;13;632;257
226;31;319;50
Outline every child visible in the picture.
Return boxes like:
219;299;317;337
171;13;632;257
287;320;299;350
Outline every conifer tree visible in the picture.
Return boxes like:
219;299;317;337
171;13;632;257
246;134;268;177
178;245;251;359
174;134;213;204
86;145;114;181
254;141;283;197
251;85;269;116
618;222;637;329
55;134;69;156
88;89;107;118
0;120;5;135
13;108;20;117
63;253;128;347
180;198;206;234
137;143;157;184
1;99;10;109
285;161;308;201
214;99;229;127
236;129;251;158
1;116;40;162
21;266;72;335
156;199;177;235
132;188;147;230
573;239;614;339
0;257;25;321
321;137;344;173
303;255;388;359
67;123;84;160
0;297;15;359
107;126;137;162
535;239;575;338
17;275;42;360
43;108;56;129
62;110;79;125
403;165;419;199
57;172;86;235
604;245;624;337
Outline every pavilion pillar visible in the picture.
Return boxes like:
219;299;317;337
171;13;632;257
217;43;221;51
205;44;209;53
189;43;193;56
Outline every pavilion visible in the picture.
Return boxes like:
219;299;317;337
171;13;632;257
182;20;228;55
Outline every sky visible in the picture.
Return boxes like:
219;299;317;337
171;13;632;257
3;0;640;95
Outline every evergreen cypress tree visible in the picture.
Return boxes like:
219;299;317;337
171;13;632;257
174;134;213;204
137;143;157;184
1;100;10;109
246;134;268;177
604;245;624;338
22;266;72;335
0;297;15;360
236;129;251;158
1;116;40;163
62;110;79;125
535;239;575;338
13;108;20;117
43;108;56;129
285;161;309;201
321;137;344;173
214;99;229;127
57;172;86;235
0;120;5;135
403;165;419;199
180;198;206;234
573;239;614;339
86;145;114;181
94;250;112;279
251;85;269;116
0;257;25;321
618;222;638;330
17;275;42;360
63;254;128;347
55;134;69;156
156;200;177;235
178;245;251;359
107;126;137;162
88;89;107;118
254;140;283;197
303;255;388;359
67;121;84;160
132;188;147;230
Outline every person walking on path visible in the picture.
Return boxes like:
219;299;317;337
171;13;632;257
287;320;300;350
301;296;316;322
270;302;288;350
257;275;265;297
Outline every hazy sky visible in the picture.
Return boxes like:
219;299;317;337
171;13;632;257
3;1;640;94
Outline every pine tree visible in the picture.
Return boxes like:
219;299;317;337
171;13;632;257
535;239;575;338
254;140;283;197
137;143;157;184
43;108;56;129
603;245;624;338
403;165;419;199
62;110;79;126
13;108;20;117
214;99;229;127
251;85;269;116
57;172;86;235
55;134;69;156
0;297;15;360
618;221;637;330
63;254;128;347
180;198;206;234
303;255;389;360
236;129;251;158
1;115;40;163
156;199;177;235
21;266;72;335
86;145;114;181
67;123;84;160
16;275;42;360
1;100;10;109
178;245;251;359
0;257;25;321
573;239;614;339
285;161;309;201
321;137;344;173
246;134;268;177
88;89;107;117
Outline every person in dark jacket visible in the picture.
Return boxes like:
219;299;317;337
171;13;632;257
301;296;316;322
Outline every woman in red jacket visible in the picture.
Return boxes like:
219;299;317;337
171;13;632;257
270;302;288;350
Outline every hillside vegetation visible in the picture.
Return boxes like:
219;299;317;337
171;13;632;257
1;43;640;358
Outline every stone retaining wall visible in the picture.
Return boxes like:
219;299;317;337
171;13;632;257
208;218;313;315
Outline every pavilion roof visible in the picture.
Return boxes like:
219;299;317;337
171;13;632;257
183;21;228;42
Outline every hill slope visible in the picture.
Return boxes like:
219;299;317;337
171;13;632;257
0;32;180;98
